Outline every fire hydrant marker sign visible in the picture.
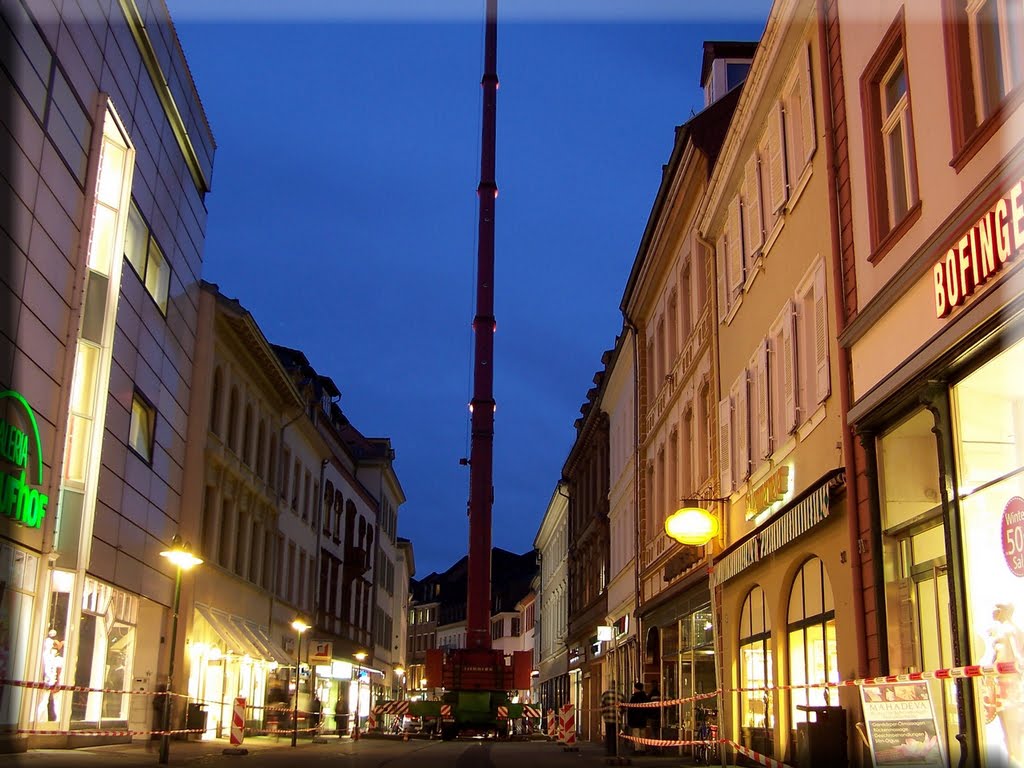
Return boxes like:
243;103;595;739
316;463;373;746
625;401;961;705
860;681;946;767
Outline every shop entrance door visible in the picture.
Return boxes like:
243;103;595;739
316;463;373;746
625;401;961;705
902;526;959;766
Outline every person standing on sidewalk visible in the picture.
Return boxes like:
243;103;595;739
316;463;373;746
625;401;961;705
601;687;623;755
627;682;649;755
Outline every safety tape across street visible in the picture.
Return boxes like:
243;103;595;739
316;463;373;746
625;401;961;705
12;728;203;737
618;690;721;708
726;739;795;768
618;732;719;748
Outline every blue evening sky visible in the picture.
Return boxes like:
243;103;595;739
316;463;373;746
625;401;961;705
166;2;771;576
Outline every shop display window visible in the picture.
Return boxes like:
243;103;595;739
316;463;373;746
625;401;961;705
738;585;774;754
952;337;1024;767
0;545;38;726
786;557;838;726
877;406;960;765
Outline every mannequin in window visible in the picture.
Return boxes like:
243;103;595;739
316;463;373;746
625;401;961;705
981;602;1024;766
41;629;64;721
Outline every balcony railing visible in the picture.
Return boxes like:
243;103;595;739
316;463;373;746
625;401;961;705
643;309;711;440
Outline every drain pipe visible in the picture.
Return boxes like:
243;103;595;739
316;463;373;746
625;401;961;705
817;1;868;678
622;317;642;691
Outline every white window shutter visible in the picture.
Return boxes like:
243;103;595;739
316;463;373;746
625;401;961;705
801;43;816;167
756;340;771;456
728;198;744;294
744;154;763;254
734;374;749;482
719;396;733;494
782;299;798;433
768;103;789;214
716;233;729;321
814;263;831;404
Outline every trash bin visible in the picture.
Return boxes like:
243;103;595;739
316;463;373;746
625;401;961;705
796;705;847;767
186;702;208;740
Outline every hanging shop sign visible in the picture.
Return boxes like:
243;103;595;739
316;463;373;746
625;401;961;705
310;640;333;664
0;390;49;529
933;177;1024;318
746;464;791;520
1002;496;1024;578
860;681;946;768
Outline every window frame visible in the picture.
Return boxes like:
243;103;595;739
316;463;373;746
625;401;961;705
128;389;156;464
123;203;171;314
860;8;922;262
942;0;1024;170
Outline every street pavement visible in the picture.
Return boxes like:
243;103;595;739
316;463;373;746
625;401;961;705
2;734;733;768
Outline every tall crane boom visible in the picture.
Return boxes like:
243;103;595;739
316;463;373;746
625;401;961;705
419;3;532;737
466;0;498;653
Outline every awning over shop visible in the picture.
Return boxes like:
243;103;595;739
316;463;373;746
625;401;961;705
193;603;291;664
710;469;845;589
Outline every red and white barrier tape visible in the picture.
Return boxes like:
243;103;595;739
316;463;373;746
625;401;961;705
13;728;203;737
618;732;720;748
619;690;721;708
727;739;795;768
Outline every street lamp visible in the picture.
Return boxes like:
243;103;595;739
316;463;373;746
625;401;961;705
394;667;405;700
290;618;310;747
353;651;367;740
664;498;726;547
158;536;202;765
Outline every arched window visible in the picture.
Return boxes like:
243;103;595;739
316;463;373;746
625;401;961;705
227;386;239;453
256;420;266;478
242;404;253;466
787;558;838;726
738;585;774;745
210;368;222;436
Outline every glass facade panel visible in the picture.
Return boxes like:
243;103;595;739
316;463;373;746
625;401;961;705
952;338;1024;767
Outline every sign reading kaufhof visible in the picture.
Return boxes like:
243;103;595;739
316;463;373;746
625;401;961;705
933;177;1024;318
0;390;49;529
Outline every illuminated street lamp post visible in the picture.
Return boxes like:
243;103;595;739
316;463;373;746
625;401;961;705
353;651;367;740
290;618;310;747
394;666;405;700
158;536;203;765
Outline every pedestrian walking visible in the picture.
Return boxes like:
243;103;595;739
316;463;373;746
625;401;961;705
627;682;649;755
601;687;623;755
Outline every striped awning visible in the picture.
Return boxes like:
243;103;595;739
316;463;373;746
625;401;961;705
710;470;844;588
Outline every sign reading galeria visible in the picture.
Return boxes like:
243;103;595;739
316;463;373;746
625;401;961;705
0;390;48;529
860;681;946;768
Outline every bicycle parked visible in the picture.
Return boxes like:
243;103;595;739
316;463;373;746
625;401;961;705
694;717;719;764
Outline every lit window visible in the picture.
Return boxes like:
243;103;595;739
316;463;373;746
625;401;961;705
128;392;155;463
738;586;774;737
861;10;919;252
123;203;170;313
787;558;838;726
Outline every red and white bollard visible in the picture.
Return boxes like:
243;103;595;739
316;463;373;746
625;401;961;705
560;703;576;748
230;697;246;745
547;708;556;739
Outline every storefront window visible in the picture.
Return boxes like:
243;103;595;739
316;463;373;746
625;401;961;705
952;338;1024;768
0;545;38;726
738;585;773;755
787;558;838;726
878;406;959;764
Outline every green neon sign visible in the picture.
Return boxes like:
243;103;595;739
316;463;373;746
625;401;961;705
0;390;48;529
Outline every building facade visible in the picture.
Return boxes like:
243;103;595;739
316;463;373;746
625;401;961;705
0;0;215;748
564;366;611;743
620;42;750;751
534;482;569;722
833;1;1024;765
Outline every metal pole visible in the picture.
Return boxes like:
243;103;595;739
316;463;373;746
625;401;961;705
353;663;361;740
710;581;726;768
613;629;619;759
291;630;301;747
158;566;182;764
